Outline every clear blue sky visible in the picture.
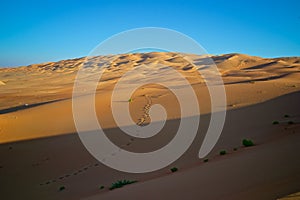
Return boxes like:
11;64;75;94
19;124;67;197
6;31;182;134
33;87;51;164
1;0;300;67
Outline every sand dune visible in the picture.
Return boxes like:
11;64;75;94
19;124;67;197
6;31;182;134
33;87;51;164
0;52;299;199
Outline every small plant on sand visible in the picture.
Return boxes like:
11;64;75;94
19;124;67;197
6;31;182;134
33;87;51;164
109;180;137;190
284;114;290;118
59;186;65;191
203;158;209;163
219;150;227;155
272;121;279;125
233;147;238;151
242;139;254;147
99;185;105;190
128;98;133;102
288;121;294;125
170;167;178;173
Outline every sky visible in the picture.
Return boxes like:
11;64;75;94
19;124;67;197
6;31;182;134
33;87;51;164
1;0;300;67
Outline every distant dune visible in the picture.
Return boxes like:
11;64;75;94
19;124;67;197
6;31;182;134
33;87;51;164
0;52;299;199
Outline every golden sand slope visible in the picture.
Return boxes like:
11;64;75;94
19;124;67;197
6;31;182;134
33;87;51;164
1;52;299;112
0;53;299;143
0;52;300;200
279;192;300;200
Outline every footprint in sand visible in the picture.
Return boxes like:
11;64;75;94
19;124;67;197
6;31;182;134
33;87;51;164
136;95;152;127
39;163;101;186
40;95;156;186
106;95;153;158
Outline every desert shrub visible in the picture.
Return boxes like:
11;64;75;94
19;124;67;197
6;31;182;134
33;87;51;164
288;121;294;125
170;167;178;173
242;139;254;147
59;186;65;191
284;114;290;118
99;185;105;190
219;150;227;155
109;180;137;190
272;121;279;125
203;158;209;163
128;98;132;102
233;147;238;151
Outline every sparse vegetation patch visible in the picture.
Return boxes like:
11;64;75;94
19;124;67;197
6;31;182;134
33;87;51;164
242;139;254;147
109;180;137;190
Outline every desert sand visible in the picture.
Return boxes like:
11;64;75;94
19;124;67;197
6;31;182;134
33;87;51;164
0;52;299;199
279;192;300;200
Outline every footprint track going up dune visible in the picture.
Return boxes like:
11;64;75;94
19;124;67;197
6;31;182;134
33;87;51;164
137;95;152;126
40;95;154;186
39;163;100;186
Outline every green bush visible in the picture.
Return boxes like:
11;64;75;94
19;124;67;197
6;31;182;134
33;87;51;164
203;158;209;163
219;150;227;155
284;114;290;118
170;167;178;173
242;139;254;147
288;121;294;125
59;186;65;191
99;185;105;190
109;180;137;190
233;148;238;151
272;121;279;125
